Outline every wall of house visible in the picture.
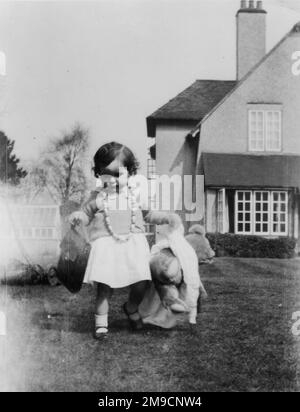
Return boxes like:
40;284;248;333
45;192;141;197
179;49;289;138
154;121;203;226
198;30;300;156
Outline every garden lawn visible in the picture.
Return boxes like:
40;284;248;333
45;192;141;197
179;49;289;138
0;257;300;392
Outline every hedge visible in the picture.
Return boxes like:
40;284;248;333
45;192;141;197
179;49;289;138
206;233;297;259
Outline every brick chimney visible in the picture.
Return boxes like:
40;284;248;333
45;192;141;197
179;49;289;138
236;0;267;80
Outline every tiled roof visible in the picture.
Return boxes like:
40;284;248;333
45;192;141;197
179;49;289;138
146;80;237;137
201;153;300;189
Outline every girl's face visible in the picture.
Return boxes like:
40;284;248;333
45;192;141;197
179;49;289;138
100;157;128;192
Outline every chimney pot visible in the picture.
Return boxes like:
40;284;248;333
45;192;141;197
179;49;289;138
256;1;263;9
249;0;255;8
241;0;247;8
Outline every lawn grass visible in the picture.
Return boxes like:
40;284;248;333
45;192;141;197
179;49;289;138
0;257;300;392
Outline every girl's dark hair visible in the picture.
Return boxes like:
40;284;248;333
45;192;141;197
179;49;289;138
93;141;140;177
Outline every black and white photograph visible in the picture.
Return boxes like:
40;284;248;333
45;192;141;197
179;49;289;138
0;0;300;394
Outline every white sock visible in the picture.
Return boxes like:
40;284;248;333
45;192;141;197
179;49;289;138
95;314;108;330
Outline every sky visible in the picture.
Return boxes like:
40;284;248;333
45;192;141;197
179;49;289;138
0;0;300;176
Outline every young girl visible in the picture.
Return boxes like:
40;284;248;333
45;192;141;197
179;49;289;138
69;141;179;340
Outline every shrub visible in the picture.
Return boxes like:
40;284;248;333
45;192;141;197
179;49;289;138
0;261;49;286
206;233;297;259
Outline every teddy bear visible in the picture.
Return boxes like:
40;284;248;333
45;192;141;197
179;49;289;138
141;212;209;327
149;245;189;314
185;224;215;264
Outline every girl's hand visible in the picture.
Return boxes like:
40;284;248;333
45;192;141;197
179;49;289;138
68;212;84;227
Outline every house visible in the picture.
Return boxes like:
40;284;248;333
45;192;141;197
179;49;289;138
146;0;300;245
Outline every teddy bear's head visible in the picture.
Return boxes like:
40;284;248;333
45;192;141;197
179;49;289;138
150;248;182;286
185;224;215;264
188;224;206;236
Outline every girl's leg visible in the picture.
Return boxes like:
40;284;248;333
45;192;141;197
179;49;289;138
127;280;149;313
124;280;149;330
95;282;113;339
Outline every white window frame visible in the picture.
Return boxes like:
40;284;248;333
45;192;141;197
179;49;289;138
248;109;282;152
235;190;252;234
235;190;288;236
249;110;265;152
253;191;270;235
271;191;288;236
265;111;282;152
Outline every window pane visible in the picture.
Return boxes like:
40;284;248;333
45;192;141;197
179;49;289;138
266;111;281;151
254;191;270;234
236;191;253;234
280;193;286;202
257;111;263;125
249;111;264;151
271;191;288;234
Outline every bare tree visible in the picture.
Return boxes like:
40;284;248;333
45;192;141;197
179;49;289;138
17;166;49;203
41;124;89;205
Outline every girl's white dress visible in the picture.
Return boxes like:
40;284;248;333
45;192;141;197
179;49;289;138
83;188;151;288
